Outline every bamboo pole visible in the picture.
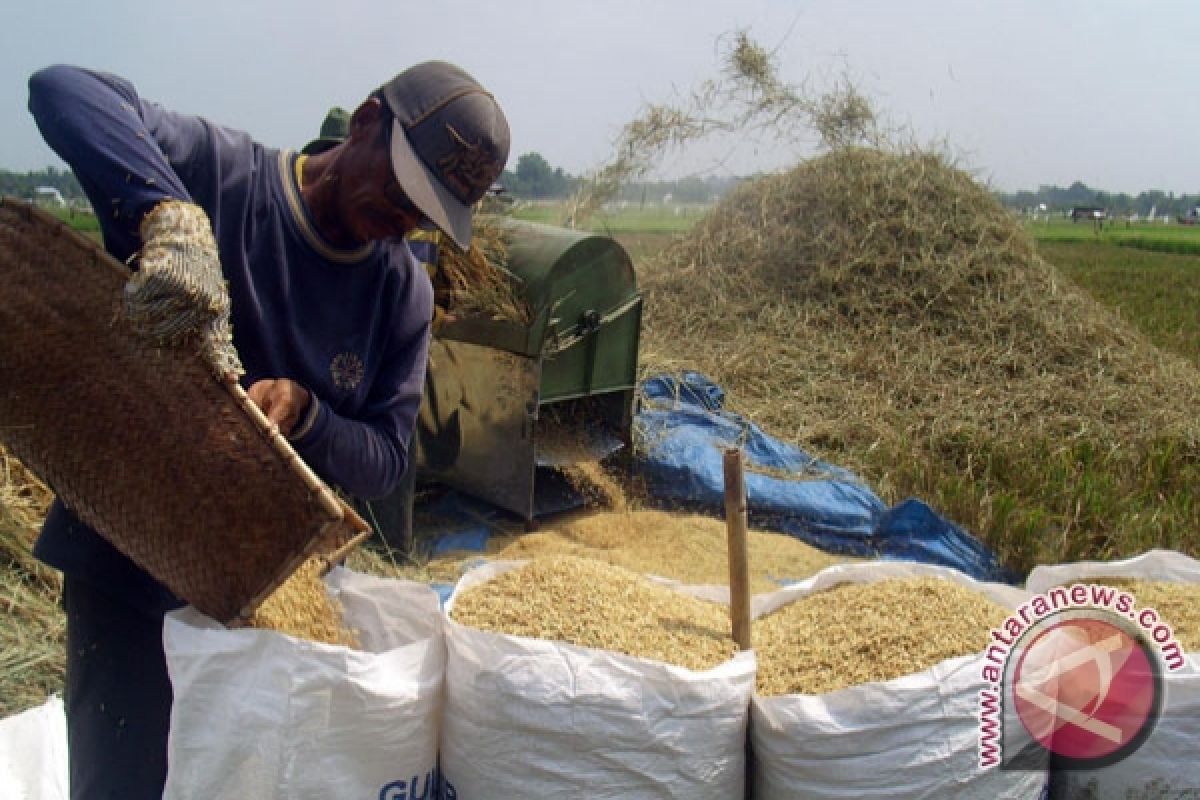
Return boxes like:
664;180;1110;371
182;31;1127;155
723;448;752;651
223;377;348;522
320;530;373;575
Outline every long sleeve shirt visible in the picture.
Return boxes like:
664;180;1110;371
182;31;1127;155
27;65;432;611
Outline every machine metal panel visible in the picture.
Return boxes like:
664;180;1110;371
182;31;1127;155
414;338;541;518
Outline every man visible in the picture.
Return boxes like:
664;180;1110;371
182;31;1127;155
27;61;509;799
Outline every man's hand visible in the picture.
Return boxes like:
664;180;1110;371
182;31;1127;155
247;379;311;437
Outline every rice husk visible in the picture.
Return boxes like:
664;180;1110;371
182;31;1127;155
248;556;357;647
450;555;738;671
1090;578;1200;651
419;509;848;591
503;509;847;592
753;576;1009;696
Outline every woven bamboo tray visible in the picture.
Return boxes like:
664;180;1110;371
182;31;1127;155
0;198;369;624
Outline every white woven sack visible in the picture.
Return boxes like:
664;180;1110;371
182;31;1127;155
0;695;68;800
162;568;444;800
1026;549;1200;798
440;559;756;799
751;561;1048;799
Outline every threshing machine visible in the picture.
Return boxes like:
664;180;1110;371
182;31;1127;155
360;217;643;548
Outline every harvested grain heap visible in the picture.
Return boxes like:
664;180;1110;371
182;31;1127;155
495;510;846;593
1090;578;1199;651
754;577;1009;696
401;508;847;590
639;146;1200;569
450;555;738;671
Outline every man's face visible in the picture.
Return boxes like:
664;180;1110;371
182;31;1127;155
339;108;428;242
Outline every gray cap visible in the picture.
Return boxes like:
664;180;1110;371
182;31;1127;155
380;61;510;249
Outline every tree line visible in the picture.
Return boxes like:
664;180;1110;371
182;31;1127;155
7;160;1197;217
499;152;744;204
995;181;1200;218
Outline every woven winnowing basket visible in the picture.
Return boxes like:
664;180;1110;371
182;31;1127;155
0;198;368;624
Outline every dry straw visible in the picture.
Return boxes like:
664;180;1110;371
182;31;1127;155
635;142;1200;574
450;555;738;671
432;216;531;325
641;146;1200;449
0;445;63;716
564;32;876;230
753;577;1009;696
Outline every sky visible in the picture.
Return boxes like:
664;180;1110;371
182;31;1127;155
3;0;1198;195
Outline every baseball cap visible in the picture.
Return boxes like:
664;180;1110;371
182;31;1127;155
380;61;510;249
301;106;351;155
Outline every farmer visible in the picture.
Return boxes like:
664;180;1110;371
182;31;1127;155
27;61;509;800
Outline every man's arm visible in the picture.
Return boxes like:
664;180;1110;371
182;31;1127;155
291;311;432;500
28;65;194;260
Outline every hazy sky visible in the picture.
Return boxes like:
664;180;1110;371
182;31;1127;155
3;1;1198;194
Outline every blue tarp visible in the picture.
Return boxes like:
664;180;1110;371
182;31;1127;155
632;372;1018;584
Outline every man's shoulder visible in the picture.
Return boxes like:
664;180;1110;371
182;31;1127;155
377;239;434;311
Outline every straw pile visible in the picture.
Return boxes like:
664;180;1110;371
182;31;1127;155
754;577;1009;696
450;555;737;671
638;145;1200;568
0;445;62;716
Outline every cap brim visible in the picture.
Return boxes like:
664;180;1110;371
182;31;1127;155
388;118;472;249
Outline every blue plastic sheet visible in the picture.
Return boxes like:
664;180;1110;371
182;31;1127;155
633;372;1018;584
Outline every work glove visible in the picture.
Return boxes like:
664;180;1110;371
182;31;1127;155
125;199;244;378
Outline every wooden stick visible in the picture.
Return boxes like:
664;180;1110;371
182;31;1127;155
723;447;752;651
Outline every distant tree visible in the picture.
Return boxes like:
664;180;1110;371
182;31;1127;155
512;152;570;199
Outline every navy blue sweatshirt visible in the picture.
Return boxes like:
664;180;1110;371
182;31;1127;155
27;65;432;612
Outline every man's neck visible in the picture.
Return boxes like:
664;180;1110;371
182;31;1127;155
299;150;361;250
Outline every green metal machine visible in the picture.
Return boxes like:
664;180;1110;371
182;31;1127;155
387;217;643;537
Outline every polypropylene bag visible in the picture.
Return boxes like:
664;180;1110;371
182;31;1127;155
750;561;1047;799
162;568;444;800
1026;550;1200;797
0;695;67;800
440;560;756;799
